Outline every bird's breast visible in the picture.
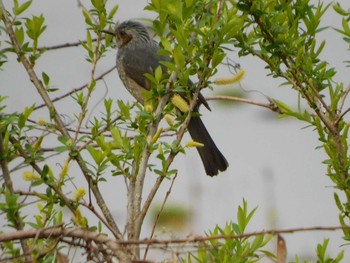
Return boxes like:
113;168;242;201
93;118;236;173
116;53;146;104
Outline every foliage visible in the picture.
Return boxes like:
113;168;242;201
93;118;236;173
0;0;349;262
185;200;273;263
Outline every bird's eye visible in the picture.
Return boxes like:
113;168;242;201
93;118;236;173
120;30;126;36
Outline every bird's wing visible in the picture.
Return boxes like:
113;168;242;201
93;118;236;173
122;44;166;91
122;43;211;111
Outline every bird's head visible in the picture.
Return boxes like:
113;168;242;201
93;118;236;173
103;20;151;48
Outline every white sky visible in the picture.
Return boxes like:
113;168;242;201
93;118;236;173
1;0;350;261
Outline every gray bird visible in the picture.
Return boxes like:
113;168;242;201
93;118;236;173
104;20;228;176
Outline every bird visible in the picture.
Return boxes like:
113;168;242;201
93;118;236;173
103;20;228;176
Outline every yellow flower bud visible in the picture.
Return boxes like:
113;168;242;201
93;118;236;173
171;94;189;113
22;171;40;181
73;209;87;227
59;158;69;181
214;69;246;85
37;202;44;212
37;118;47;126
66;139;73;147
152;127;163;144
144;102;154;113
164;114;174;126
74;187;86;201
185;140;204;148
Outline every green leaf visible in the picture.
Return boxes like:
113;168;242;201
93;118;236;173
14;27;25;46
13;0;32;16
154;65;163;83
25;15;46;41
82;9;93;26
110;126;124;149
108;4;119;19
42;71;50;86
173;46;185;69
87;145;105;165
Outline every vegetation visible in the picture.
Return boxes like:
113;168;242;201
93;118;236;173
0;0;349;261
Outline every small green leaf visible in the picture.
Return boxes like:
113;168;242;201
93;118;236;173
110;126;124;149
154;65;163;83
108;4;119;19
82;9;93;26
42;71;50;86
87;145;105;165
14;27;24;46
13;0;32;16
173;46;185;68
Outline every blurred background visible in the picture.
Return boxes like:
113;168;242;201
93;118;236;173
1;0;350;261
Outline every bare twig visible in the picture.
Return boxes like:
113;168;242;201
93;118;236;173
34;67;116;110
143;172;179;260
1;225;349;246
37;38;100;52
205;95;284;114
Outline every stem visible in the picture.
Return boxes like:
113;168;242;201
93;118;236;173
1;3;129;259
0;133;32;262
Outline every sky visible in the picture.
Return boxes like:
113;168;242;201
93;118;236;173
1;0;350;261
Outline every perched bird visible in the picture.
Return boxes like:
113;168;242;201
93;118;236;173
104;20;228;176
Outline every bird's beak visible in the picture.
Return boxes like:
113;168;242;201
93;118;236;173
102;30;115;36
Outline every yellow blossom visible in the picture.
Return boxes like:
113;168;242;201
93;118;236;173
171;94;189;113
59;158;69;181
144;102;154;113
37;118;47;126
22;171;40;181
151;128;163;144
164;114;174;127
185;140;204;148
74;187;86;201
37;202;44;212
214;69;246;85
73;209;87;227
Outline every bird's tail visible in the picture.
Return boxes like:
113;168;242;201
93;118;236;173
187;113;229;176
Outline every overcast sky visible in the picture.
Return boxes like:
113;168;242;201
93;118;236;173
1;0;350;261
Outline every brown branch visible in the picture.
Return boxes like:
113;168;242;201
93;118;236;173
37;38;100;52
0;3;125;249
0;133;31;260
1;225;348;246
126;72;176;257
143;172;179;260
205;95;284;114
34;66;116;110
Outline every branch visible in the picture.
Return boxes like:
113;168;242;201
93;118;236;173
205;95;284;114
1;225;348;246
34;67;116;110
127;72;177;244
143;172;179;260
0;225;125;258
37;38;100;52
0;2;125;248
0;133;31;260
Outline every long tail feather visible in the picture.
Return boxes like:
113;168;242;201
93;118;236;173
187;113;229;176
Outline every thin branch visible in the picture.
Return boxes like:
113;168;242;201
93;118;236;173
1;5;126;258
37;38;100;52
1;225;349;246
34;67;116;110
0;133;31;260
9;136;77;214
335;82;350;125
205;95;284;114
126;72;176;253
143;172;179;260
